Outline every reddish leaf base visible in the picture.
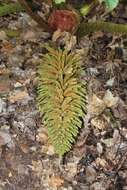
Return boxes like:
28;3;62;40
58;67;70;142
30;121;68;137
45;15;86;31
48;10;79;33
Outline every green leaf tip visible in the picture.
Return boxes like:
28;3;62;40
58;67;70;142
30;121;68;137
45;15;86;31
98;0;119;11
53;0;66;4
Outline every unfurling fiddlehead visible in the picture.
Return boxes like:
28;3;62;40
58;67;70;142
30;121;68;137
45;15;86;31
37;47;87;156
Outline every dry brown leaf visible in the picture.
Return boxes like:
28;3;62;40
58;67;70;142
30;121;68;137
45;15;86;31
20;143;29;154
46;145;55;155
22;30;36;41
31;160;43;177
0;68;10;75
9;91;30;103
0;76;10;93
85;166;97;183
96;158;109;168
52;30;76;51
36;127;48;144
1;41;14;53
52;29;63;42
49;175;64;188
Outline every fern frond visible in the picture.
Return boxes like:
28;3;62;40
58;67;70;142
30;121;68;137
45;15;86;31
37;48;87;156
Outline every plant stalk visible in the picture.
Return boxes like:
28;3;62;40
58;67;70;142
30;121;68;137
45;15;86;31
18;0;50;31
78;21;127;38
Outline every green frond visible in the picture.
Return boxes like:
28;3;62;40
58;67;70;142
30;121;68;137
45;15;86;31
37;47;87;156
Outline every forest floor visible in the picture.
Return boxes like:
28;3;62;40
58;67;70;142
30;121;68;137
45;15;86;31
0;1;127;190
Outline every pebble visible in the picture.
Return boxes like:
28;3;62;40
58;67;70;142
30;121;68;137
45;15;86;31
24;117;36;128
0;98;6;113
97;142;103;154
0;130;15;149
8;54;24;67
11;67;26;78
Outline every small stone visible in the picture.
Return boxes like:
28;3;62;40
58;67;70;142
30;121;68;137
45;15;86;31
0;98;6;113
0;130;15;149
97;142;103;154
8;54;24;67
24;117;36;128
14;82;22;88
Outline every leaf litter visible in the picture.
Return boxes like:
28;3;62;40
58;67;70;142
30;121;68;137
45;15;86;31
0;1;127;190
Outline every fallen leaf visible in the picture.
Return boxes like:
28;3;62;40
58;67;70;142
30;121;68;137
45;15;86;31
1;41;14;53
20;143;29;154
106;77;115;87
52;29;63;42
101;138;113;147
96;158;109;169
49;175;64;188
36;127;48;144
0;30;7;40
111;98;127;120
103;90;119;107
0;75;10;93
22;30;36;41
46;145;55;155
66;162;77;179
0;68;10;75
85;166;97;183
9;91;30;103
31;160;43;177
88;94;106;116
